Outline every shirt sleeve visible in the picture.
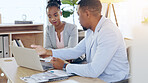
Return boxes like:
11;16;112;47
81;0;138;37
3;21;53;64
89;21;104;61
52;38;86;60
66;29;120;78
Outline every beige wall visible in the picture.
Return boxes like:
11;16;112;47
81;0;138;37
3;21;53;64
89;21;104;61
130;24;148;83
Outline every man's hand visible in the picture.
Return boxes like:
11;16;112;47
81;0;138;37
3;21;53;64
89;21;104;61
50;57;65;70
31;45;52;58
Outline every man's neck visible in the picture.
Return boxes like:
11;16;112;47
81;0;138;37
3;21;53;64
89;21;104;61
91;15;102;32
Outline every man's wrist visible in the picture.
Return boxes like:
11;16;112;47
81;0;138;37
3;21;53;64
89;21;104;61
63;63;68;71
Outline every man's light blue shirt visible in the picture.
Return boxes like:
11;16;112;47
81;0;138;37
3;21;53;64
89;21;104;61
52;16;129;83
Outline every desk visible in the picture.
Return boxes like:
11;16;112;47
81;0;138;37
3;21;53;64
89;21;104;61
0;58;105;83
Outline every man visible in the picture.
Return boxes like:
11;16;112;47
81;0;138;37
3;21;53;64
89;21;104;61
31;0;129;82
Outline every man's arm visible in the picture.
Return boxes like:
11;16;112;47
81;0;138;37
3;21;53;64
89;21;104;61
65;30;120;78
52;38;86;60
31;45;53;58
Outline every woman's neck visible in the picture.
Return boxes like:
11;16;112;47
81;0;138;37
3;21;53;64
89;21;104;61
55;21;65;32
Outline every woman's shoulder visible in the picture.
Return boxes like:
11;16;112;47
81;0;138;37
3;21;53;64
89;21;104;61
64;21;77;29
46;24;54;30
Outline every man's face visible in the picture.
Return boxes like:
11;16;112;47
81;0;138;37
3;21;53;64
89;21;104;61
77;5;90;31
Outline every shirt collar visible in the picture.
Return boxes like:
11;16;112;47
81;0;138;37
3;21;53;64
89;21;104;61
94;16;106;33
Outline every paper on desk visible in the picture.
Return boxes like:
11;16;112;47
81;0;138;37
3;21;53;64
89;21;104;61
20;70;73;83
40;56;52;62
57;80;79;83
50;70;73;77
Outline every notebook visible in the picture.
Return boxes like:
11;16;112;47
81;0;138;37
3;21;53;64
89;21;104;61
10;46;53;71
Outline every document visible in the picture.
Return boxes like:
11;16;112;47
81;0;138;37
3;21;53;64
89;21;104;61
20;70;75;83
3;35;9;57
15;39;21;47
40;56;52;62
12;39;24;47
0;36;3;58
18;39;24;48
12;40;18;47
0;35;9;58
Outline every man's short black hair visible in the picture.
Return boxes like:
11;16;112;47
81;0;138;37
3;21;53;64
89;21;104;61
78;0;102;14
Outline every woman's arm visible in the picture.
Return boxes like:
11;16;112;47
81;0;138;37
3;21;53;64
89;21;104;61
44;25;54;50
67;25;78;48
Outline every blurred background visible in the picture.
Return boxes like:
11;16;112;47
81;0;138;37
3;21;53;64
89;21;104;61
0;0;147;38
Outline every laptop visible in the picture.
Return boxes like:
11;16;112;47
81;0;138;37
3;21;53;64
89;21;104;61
10;46;53;71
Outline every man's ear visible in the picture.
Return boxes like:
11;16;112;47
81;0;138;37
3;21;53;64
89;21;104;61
85;10;91;18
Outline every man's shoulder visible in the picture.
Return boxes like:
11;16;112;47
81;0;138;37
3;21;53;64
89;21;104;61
101;18;117;29
98;18;119;36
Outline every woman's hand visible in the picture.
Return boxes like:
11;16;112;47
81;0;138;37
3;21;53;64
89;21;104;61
31;45;52;58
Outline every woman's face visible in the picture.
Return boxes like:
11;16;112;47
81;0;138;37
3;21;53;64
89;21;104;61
47;6;62;26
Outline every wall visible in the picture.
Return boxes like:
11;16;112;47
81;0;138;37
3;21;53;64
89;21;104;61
0;0;47;24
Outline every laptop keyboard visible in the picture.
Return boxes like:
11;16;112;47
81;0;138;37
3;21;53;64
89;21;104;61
41;61;53;71
42;65;53;70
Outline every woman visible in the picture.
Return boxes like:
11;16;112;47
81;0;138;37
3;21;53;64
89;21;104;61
45;0;78;49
